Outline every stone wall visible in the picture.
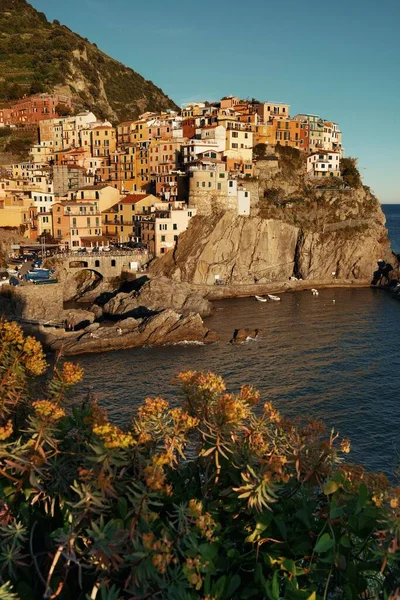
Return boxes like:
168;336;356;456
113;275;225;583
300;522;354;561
0;283;63;321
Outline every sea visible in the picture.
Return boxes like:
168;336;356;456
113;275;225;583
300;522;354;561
75;204;400;476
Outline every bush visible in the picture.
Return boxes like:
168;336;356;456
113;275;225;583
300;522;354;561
0;322;399;599
340;157;362;188
253;143;267;160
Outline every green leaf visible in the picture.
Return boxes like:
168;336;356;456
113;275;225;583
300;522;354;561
272;570;280;600
323;480;338;495
282;558;296;575
212;575;227;599
223;574;241;599
355;483;368;514
340;534;351;548
198;542;218;561
314;533;334;553
118;497;127;519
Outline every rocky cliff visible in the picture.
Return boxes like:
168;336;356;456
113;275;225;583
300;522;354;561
151;153;392;286
0;0;177;121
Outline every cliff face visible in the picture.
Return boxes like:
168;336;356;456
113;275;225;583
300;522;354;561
151;157;392;285
0;0;177;121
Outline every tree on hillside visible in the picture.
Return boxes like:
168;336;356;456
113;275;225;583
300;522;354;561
340;157;362;188
253;143;267;160
55;103;73;116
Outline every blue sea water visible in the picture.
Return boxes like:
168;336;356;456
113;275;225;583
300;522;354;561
75;205;400;476
382;204;400;253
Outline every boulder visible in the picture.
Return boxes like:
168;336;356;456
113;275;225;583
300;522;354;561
43;309;218;355
103;276;213;318
230;328;263;344
84;322;100;333
119;317;142;329
62;309;95;330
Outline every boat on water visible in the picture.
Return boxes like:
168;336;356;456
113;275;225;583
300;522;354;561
311;288;319;296
255;295;268;302
267;294;281;301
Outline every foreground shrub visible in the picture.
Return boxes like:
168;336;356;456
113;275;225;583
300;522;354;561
0;321;399;599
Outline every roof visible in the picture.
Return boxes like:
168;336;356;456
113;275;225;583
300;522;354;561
119;194;153;205
92;126;115;131
79;184;111;191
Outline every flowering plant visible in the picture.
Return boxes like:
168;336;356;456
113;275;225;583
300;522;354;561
0;321;399;599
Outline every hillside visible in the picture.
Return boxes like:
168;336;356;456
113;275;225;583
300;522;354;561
0;0;177;122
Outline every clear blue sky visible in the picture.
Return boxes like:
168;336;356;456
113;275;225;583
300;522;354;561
30;0;400;203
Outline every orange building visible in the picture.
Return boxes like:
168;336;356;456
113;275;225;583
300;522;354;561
52;201;103;249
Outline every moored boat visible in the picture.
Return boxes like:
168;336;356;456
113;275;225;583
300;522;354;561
255;295;268;302
267;294;281;301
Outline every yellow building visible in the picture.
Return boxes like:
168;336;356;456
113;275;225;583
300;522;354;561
91;126;117;158
0;196;37;238
102;193;158;242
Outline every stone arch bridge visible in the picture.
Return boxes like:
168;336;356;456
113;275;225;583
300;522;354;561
58;251;150;280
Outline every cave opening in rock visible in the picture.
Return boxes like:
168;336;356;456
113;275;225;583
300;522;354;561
63;269;104;305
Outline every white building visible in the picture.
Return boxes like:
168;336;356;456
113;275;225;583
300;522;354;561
307;151;341;178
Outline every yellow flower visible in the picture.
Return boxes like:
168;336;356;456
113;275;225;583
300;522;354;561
144;463;172;495
93;422;135;449
32;400;66;422
188;499;202;517
340;438;351;454
264;401;281;423
23;336;47;375
138;397;169;419
0;420;13;441
240;385;260;406
62;362;84;385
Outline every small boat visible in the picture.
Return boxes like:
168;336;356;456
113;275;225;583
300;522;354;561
255;295;268;302
311;288;319;296
267;294;281;301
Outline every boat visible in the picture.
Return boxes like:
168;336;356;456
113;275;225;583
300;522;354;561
311;288;319;296
255;295;268;302
267;294;281;301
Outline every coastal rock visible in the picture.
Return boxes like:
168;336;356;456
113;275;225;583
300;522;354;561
149;185;391;286
84;322;100;333
42;309;218;355
230;328;263;344
103;276;213;318
62;309;95;330
150;213;298;285
119;317;142;329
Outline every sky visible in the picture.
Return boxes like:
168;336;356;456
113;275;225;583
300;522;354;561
30;0;400;203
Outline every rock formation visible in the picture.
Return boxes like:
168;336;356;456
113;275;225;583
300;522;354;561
230;328;263;344
38;309;218;356
150;164;392;286
102;276;213;318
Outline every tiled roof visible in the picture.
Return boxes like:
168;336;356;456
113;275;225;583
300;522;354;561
119;194;152;205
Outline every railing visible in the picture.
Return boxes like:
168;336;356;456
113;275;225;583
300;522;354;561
53;249;150;259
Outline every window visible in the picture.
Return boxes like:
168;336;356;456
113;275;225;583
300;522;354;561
159;224;167;230
161;235;166;242
217;183;222;190
188;212;192;217
232;143;238;149
95;260;100;267
72;241;79;247
232;132;238;138
229;181;233;188
111;259;116;267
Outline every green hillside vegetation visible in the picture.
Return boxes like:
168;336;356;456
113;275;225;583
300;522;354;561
0;0;177;122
